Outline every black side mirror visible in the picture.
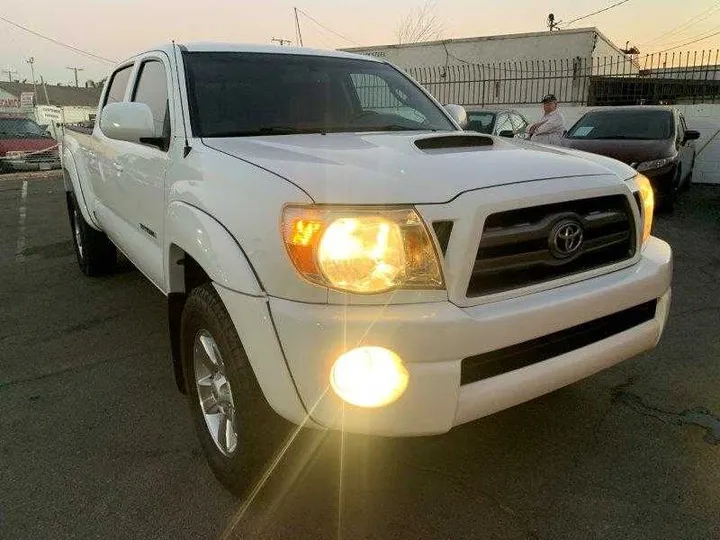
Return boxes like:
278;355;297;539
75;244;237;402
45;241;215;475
498;130;515;138
684;130;700;141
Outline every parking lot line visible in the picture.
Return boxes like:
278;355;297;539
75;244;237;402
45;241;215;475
15;180;27;263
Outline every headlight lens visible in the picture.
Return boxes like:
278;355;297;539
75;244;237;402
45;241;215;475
636;173;654;245
5;151;26;158
282;206;444;294
635;156;674;172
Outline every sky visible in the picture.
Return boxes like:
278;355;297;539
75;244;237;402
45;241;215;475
1;0;720;85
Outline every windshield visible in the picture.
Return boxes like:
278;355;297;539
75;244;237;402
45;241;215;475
183;52;456;137
466;112;496;134
566;110;673;140
0;118;49;139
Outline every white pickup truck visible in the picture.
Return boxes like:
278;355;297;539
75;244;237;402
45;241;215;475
62;43;672;494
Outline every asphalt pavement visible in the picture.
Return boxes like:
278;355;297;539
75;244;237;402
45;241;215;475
1;171;719;540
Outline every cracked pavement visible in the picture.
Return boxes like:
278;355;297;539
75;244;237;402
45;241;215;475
1;172;719;539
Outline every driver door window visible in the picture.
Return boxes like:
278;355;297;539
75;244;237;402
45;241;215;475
131;60;170;149
511;113;527;134
494;114;513;135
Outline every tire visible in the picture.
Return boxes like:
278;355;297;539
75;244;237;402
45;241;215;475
181;284;290;496
67;192;116;276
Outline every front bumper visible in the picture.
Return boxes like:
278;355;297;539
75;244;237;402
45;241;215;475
265;236;672;436
1;158;61;172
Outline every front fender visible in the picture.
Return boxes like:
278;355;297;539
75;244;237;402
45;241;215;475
165;201;264;296
62;147;101;230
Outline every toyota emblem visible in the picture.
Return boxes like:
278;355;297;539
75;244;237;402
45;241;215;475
549;220;584;258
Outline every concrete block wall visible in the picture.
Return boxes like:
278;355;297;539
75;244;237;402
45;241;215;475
497;104;720;184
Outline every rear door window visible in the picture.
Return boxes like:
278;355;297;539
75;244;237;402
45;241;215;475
104;65;133;106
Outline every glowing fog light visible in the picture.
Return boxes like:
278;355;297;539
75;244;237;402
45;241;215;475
330;347;409;408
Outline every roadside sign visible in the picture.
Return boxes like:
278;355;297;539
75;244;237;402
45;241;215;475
20;92;35;110
41;106;63;122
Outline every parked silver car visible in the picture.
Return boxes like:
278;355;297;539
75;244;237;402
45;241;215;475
465;109;529;138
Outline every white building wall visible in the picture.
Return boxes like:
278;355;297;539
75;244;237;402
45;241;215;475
348;29;597;67
347;29;637;107
492;104;720;185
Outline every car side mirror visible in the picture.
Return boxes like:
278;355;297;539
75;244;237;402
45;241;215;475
498;130;515;138
100;102;157;145
444;104;468;129
684;130;700;141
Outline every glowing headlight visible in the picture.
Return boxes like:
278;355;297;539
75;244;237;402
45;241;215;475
636;173;654;245
282;206;444;294
330;347;409;408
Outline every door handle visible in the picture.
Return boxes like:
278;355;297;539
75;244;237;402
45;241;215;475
112;162;123;172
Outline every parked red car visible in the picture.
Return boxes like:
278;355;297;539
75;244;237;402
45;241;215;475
0;115;60;173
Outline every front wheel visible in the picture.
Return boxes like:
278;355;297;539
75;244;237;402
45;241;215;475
181;284;290;496
67;192;116;276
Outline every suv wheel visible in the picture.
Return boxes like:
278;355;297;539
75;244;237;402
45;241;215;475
67;192;116;275
181;284;290;496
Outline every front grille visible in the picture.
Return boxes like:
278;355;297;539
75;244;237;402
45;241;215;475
26;151;57;163
460;299;657;385
467;195;636;297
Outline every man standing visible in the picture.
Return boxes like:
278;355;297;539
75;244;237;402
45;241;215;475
527;94;565;145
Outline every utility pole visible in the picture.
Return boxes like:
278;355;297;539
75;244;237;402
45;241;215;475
271;38;292;46
26;57;38;98
40;75;50;105
294;7;304;47
66;66;84;87
3;68;19;82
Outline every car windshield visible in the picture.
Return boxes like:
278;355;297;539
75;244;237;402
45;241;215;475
466;112;496;134
566;110;673;140
183;52;456;137
0;118;49;139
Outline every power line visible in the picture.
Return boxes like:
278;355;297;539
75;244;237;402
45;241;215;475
640;1;720;46
0;14;116;64
295;8;360;46
560;0;634;27
653;22;720;50
649;28;720;54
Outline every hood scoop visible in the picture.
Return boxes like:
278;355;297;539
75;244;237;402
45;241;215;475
415;134;494;153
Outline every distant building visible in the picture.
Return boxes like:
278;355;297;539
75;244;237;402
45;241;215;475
0;81;101;123
343;27;639;106
343;27;636;68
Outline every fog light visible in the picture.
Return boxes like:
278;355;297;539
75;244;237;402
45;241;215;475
330;347;409;408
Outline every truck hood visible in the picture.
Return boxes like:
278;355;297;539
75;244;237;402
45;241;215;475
204;132;631;204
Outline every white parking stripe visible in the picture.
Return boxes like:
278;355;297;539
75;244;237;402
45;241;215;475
16;180;28;262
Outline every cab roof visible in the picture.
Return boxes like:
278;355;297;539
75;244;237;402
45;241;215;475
128;42;381;64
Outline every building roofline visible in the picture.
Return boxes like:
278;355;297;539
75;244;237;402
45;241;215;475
341;27;605;53
591;28;629;57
